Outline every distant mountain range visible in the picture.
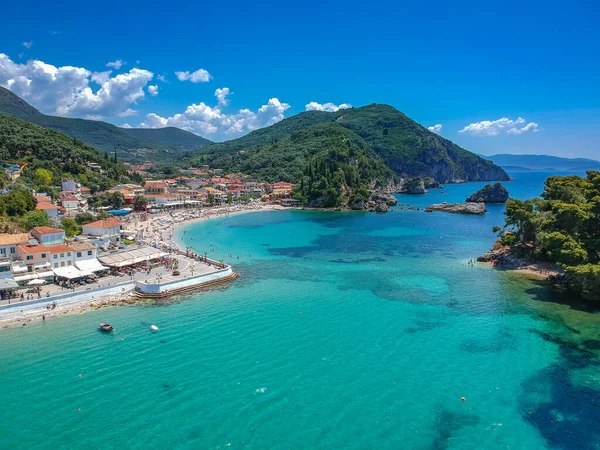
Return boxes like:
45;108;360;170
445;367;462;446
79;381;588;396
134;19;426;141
481;153;600;172
187;103;509;184
0;87;211;163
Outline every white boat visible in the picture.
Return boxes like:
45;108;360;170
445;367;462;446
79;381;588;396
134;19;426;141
150;325;159;332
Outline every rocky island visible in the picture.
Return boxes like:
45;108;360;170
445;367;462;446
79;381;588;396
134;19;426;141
466;183;509;203
425;202;486;215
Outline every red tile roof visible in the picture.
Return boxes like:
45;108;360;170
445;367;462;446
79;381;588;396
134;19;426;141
32;226;65;235
82;217;123;228
36;202;61;210
17;243;49;254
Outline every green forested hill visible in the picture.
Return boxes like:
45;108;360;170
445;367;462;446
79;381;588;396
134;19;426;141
0;114;131;192
122;127;212;149
0;87;210;162
189;104;509;184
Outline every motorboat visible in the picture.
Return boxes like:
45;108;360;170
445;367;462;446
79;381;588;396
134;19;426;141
99;323;114;332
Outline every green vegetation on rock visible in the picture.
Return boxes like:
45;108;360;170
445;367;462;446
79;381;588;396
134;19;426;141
494;171;600;301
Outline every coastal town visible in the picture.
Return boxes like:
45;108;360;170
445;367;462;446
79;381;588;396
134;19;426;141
0;163;297;326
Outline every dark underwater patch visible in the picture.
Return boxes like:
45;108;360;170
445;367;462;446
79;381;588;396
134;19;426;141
430;408;480;450
519;331;600;449
328;257;386;264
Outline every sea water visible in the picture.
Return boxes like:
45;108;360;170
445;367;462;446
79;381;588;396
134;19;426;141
1;172;599;450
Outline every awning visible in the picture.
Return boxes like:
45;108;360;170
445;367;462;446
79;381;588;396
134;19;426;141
0;278;19;290
34;262;50;270
52;266;94;280
11;265;28;273
75;258;107;273
14;271;54;283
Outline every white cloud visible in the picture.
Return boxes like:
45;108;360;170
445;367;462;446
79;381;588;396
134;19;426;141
22;41;33;49
106;59;124;70
305;101;352;112
507;121;539;134
120;123;132;128
428;124;442;133
139;97;290;138
214;87;231;106
118;108;138;117
459;117;539;136
0;53;154;119
175;68;212;83
91;71;111;85
156;74;167;82
148;85;158;96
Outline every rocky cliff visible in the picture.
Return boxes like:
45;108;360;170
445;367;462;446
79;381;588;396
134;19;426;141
466;183;509;203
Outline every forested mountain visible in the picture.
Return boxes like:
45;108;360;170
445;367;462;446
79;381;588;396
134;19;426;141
0;114;131;193
188;104;509;184
0;87;210;162
122;127;212;149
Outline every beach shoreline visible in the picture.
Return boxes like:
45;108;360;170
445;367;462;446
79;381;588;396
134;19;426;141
0;204;284;330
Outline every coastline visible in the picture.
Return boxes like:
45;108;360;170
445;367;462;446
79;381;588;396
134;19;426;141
0;204;284;331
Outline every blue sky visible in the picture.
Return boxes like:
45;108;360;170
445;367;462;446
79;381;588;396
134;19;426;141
1;0;599;158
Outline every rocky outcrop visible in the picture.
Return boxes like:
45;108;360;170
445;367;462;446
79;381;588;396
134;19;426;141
398;178;428;194
425;202;486;215
370;191;398;206
466;183;509;203
374;203;389;213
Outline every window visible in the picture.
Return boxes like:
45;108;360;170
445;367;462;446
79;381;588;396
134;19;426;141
26;255;33;261
67;252;71;257
41;253;47;258
67;261;72;266
27;266;32;272
61;261;65;267
87;250;93;256
10;248;15;254
54;263;58;268
77;252;82;258
60;253;64;258
0;248;5;255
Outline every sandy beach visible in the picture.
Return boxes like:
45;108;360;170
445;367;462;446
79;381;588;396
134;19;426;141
0;203;284;330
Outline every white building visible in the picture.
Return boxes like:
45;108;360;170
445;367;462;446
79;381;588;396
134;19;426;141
82;217;123;246
69;242;107;273
31;227;65;246
62;179;77;192
0;233;30;259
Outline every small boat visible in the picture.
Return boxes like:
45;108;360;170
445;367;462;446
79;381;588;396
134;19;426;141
99;323;114;332
150;325;159;332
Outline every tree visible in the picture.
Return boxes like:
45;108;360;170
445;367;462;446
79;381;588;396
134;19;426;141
34;168;53;186
22;210;49;230
75;212;95;225
0;188;36;217
133;196;148;211
109;192;125;209
61;218;81;237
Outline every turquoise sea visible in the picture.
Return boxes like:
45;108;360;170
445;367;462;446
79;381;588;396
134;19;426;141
2;172;600;450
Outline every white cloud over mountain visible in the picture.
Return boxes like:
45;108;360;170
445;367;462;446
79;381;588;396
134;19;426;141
139;97;290;138
305;101;352;112
428;124;442;133
459;117;539;136
175;68;212;83
0;53;154;119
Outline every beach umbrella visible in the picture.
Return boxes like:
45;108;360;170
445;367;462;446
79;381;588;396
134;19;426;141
27;279;45;286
